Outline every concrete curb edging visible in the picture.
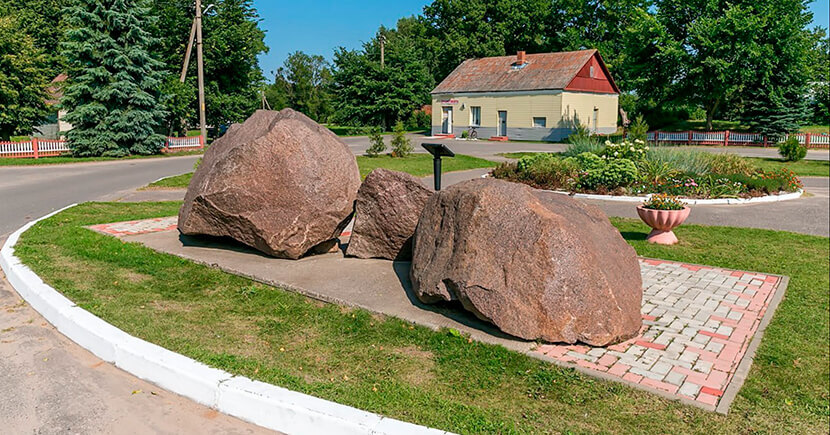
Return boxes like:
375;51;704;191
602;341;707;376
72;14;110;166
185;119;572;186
547;189;804;205
0;206;451;435
479;174;805;204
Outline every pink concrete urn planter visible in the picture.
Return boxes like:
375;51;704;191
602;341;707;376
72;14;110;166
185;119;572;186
636;205;690;245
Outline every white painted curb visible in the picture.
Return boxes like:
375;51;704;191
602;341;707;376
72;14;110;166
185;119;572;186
478;174;804;204
546;189;804;205
0;206;452;435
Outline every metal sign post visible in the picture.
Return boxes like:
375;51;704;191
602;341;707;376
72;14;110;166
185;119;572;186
421;143;455;191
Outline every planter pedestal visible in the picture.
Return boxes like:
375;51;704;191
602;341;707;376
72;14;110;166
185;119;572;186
636;206;690;245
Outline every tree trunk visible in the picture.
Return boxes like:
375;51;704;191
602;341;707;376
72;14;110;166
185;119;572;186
705;98;721;131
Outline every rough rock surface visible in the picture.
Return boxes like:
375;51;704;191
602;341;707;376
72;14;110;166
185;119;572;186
178;109;360;259
410;178;642;346
346;169;433;260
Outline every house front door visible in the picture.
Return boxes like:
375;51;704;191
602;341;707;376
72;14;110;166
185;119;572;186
498;111;507;136
441;107;453;134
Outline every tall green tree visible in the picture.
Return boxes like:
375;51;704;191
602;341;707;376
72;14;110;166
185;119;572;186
0;15;50;140
652;0;816;132
150;0;267;130
332;22;434;129
0;0;68;78
269;51;333;122
61;0;166;156
420;0;554;82
806;29;829;125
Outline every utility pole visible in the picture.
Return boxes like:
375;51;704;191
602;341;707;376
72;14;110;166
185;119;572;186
379;33;386;68
195;0;207;140
180;19;196;82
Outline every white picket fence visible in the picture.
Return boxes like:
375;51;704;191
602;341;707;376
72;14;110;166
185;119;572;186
0;136;204;159
165;136;203;149
642;131;829;149
0;138;71;158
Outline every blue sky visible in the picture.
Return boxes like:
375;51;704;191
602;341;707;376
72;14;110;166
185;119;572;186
254;0;830;82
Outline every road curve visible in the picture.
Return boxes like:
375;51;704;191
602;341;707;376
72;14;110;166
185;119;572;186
0;156;200;236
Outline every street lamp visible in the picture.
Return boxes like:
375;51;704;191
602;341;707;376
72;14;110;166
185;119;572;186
421;143;455;191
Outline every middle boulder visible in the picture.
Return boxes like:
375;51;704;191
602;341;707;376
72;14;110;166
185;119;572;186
346;169;433;260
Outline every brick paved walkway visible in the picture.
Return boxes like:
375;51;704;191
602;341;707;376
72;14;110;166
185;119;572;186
88;217;178;236
534;259;782;411
90;217;786;413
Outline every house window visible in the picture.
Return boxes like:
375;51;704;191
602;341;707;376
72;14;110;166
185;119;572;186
532;117;547;128
470;106;481;126
589;65;595;77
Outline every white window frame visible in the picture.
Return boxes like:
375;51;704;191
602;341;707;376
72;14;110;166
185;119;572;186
589;65;595;77
470;106;481;126
532;117;547;128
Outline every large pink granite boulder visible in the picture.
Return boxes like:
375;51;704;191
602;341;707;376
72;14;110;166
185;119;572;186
178;109;360;259
410;178;642;346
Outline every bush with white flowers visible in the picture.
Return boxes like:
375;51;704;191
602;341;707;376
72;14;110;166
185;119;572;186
599;139;649;161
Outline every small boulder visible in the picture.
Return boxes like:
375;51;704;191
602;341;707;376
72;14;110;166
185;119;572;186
346;169;433;260
178;109;360;259
410;178;642;346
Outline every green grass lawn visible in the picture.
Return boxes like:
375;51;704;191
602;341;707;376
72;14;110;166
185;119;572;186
355;153;495;179
144;153;497;189
0;150;204;166
799;125;829;134
499;152;829;177
13;201;829;434
748;157;829;177
324;125;428;137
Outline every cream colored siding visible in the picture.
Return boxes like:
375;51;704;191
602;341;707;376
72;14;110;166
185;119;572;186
433;91;562;129
432;90;618;140
559;91;619;133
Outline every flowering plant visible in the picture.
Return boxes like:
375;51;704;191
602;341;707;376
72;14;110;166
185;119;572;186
600;139;648;161
642;194;686;210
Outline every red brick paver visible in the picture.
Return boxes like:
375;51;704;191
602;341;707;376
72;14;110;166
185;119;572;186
529;258;782;412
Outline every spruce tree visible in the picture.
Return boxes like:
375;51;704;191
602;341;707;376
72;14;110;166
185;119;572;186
61;0;166;156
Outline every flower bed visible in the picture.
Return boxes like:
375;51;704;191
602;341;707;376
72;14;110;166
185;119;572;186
492;139;803;199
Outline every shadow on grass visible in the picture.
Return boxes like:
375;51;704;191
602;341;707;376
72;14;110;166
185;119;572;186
619;231;648;241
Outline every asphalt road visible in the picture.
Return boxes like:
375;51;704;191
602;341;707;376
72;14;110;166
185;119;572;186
0;156;200;236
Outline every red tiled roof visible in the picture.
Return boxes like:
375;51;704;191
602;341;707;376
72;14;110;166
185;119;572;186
432;49;618;94
45;73;68;105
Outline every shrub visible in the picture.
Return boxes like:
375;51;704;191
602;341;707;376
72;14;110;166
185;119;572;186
637;159;679;184
517;153;558;172
573;152;604;170
579;157;638;190
365;128;386;157
778;137;807;162
390;121;412;157
704;153;757;176
406;110;431;130
524;156;580;190
492;161;520;179
627;115;649;143
566;123;592;144
642;194;685;210
600;139;648;161
460;130;469;139
563;135;604;157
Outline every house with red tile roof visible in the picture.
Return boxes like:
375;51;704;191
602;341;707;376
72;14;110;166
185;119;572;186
430;49;620;141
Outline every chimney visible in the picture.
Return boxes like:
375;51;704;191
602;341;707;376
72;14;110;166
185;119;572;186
516;51;526;65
